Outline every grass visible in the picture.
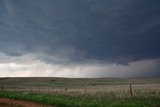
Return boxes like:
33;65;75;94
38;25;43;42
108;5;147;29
1;77;160;87
0;91;160;107
0;78;160;107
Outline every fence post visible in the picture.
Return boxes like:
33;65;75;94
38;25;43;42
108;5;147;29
129;84;133;96
31;86;33;91
1;84;4;91
52;84;54;93
84;79;87;94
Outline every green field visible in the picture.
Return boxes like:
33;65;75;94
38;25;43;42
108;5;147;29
0;77;160;107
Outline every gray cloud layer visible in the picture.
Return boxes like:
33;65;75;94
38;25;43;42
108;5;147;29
0;0;160;77
0;51;160;77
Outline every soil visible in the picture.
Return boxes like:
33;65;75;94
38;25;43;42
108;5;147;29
0;98;53;107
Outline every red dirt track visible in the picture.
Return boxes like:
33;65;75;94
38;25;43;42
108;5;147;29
0;98;53;107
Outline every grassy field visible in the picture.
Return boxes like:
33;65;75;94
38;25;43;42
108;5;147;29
0;77;160;107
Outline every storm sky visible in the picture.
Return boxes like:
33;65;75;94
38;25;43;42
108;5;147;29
0;0;160;77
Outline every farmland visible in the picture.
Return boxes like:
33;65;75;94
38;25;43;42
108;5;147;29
0;77;160;107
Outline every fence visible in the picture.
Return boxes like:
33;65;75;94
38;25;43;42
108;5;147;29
1;83;160;97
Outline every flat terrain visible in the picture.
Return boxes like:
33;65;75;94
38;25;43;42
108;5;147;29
0;77;160;95
0;77;160;107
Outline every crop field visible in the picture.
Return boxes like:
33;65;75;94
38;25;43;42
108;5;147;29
0;77;160;107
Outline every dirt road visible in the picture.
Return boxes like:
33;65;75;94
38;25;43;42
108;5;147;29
0;98;53;107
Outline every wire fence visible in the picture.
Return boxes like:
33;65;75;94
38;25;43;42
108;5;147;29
1;83;160;97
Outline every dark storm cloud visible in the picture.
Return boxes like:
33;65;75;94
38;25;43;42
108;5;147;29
0;0;160;63
0;0;160;77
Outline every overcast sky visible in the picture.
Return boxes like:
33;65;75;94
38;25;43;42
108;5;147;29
0;0;160;78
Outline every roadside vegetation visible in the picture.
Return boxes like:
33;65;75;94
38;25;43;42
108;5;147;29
0;78;160;107
0;91;160;107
